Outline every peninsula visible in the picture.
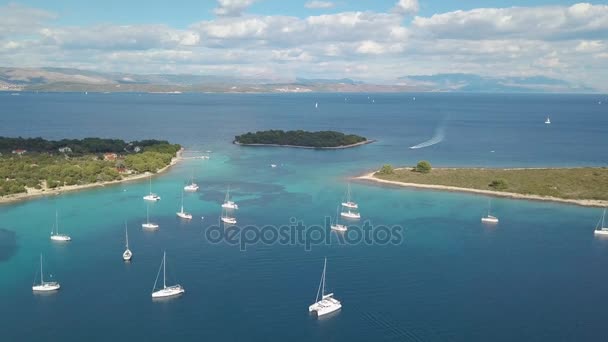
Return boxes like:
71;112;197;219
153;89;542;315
0;137;181;204
234;130;371;149
358;163;608;207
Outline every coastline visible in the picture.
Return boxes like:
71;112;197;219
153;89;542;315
233;139;375;149
0;148;184;205
355;171;608;208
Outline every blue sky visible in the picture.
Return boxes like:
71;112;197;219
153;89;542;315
1;1;607;90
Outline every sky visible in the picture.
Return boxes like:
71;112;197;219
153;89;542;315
1;0;607;90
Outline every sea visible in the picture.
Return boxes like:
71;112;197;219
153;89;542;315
0;92;607;341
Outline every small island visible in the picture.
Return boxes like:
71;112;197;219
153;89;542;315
359;162;608;207
234;130;372;149
0;136;181;203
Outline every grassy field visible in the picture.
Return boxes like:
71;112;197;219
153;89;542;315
375;167;608;201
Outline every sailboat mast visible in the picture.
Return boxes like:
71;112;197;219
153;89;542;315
322;258;327;297
347;184;351;203
125;223;129;248
55;211;59;235
40;254;44;284
181;191;184;213
603;208;606;228
163;251;167;289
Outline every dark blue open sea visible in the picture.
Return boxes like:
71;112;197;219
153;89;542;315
1;92;607;341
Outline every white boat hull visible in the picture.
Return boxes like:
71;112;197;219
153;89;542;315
177;212;193;220
340;211;360;219
51;234;71;241
331;224;348;232
32;282;60;292
143;194;161;201
481;216;499;224
341;202;358;209
594;228;608;235
309;297;342;316
221;217;237;224
184;184;198;192
222;202;239;210
152;285;184;298
123;249;132;261
142;223;159;229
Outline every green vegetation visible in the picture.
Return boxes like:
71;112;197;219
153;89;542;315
234;130;367;148
378;164;395;175
415;160;432;173
374;166;608;201
0;137;180;197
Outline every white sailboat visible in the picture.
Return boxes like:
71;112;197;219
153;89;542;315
151;251;184;298
331;207;348;232
50;211;71;242
341;183;358;209
309;258;341;317
545;116;551;124
221;186;239;210
315;102;318;109
143;175;161;201
184;173;198;192
481;200;499;224
123;223;132;261
341;210;361;219
594;208;608;235
221;207;237;225
32;254;60;292
176;191;193;220
142;205;159;229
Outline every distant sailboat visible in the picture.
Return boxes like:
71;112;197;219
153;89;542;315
151;251;184;299
340;210;361;219
594;208;608;235
331;207;348;232
481;200;499;224
123;223;132;261
315;102;318;109
50;211;71;242
184;172;198;192
545;116;551;124
142;205;159;229
341;183;358;209
176;191;193;220
309;258;341;317
221;186;239;210
32;254;60;292
221;207;237;225
143;175;161;201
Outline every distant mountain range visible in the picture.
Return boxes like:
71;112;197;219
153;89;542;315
399;73;594;93
0;67;596;93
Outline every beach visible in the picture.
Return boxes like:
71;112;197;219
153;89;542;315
356;171;608;208
0;148;183;205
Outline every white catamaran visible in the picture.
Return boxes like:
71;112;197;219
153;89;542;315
594;208;608;236
32;254;60;292
221;207;237;225
221;186;239;210
309;258;341;317
50;211;71;242
341;210;361;220
341;183;358;209
143;175;161;201
545;116;551;124
142;205;159;229
331;207;348;232
481;200;499;224
176;191;193;220
151;251;184;299
184;173;199;192
123;223;132;261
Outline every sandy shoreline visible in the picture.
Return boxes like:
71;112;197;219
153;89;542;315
233;139;375;149
0;148;184;205
355;171;608;208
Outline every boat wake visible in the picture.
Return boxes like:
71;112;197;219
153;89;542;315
409;126;445;150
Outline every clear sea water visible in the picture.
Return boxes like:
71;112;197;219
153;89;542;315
0;92;607;341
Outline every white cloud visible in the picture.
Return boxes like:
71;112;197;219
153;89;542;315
305;1;334;9
393;0;419;15
0;3;56;38
576;40;604;52
412;3;608;40
214;0;256;17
